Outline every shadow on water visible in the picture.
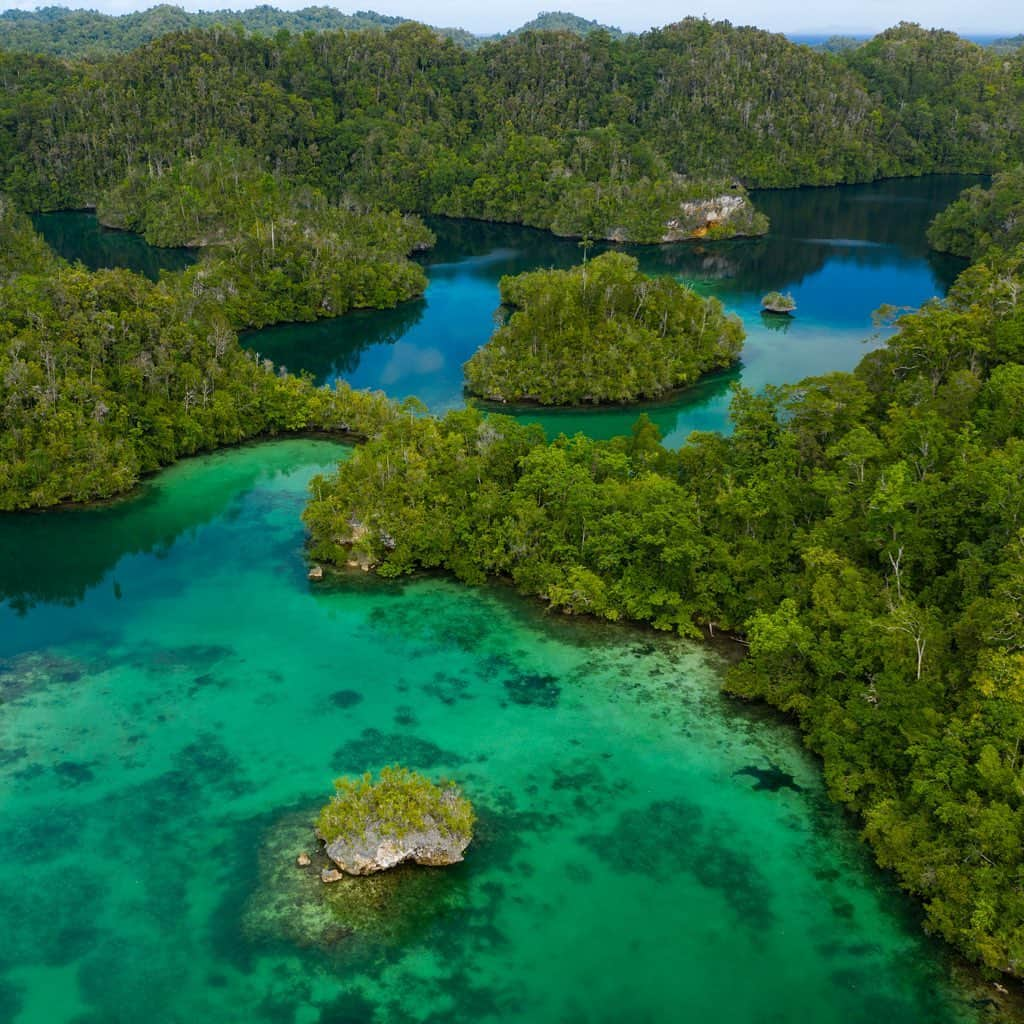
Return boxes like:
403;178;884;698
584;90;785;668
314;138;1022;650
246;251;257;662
477;364;742;443
9;178;987;611
31;211;196;280
258;176;979;419
240;297;427;383
30;177;981;437
0;440;345;614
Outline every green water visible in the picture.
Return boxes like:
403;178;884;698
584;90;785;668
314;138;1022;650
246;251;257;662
0;442;982;1023
6;179;995;1021
31;210;196;281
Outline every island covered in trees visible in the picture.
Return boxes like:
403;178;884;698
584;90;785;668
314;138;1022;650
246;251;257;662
761;291;797;315
927;166;1024;260
5;6;1024;994
97;147;434;328
464;252;743;404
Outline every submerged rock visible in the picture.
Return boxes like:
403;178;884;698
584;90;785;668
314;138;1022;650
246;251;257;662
296;852;311;867
734;764;803;792
242;810;471;951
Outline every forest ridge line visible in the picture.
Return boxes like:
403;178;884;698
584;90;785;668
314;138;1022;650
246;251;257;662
0;5;1022;57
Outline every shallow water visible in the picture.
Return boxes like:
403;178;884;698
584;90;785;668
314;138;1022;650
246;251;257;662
0;442;981;1023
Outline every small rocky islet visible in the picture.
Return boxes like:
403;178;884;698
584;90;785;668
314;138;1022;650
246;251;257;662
297;766;475;881
760;290;797;315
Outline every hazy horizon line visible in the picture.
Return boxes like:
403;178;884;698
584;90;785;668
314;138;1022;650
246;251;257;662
0;2;1019;39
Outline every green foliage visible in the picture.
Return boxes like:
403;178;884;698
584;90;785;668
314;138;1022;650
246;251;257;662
6;5;1024;980
928;166;1024;260
0;199;406;509
509;12;623;39
306;244;1024;976
464;251;743;404
814;36;865;54
761;291;796;311
0;196;59;282
990;35;1024;55
97;145;282;247
5;17;1023;240
845;24;1024;173
315;766;475;843
0;5;438;58
93;147;432;329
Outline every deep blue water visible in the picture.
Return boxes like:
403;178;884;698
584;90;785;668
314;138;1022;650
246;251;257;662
239;175;979;444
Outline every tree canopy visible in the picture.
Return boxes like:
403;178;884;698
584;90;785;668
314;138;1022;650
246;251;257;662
305;243;1024;977
0;196;409;509
464;251;743;404
2;19;1022;241
316;766;475;844
927;165;1024;260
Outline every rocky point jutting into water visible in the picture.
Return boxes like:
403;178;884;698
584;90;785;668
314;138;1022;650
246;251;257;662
662;194;766;242
592;192;768;244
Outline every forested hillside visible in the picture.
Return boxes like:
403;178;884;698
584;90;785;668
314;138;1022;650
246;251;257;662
0;18;1021;241
991;35;1024;54
509;12;623;38
0;197;404;508
94;146;433;327
0;5;477;57
0;194;57;280
928;166;1024;260
846;24;1024;171
305;243;1024;979
0;5;627;57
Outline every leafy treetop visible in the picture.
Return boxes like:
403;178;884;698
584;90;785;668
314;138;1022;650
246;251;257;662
316;766;475;843
761;291;796;311
464;251;744;404
927;165;1024;261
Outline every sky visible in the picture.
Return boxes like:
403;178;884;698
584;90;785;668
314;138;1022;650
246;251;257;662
0;0;1020;37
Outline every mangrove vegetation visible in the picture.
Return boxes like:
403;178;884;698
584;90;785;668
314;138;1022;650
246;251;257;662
928;165;1024;260
0;197;407;509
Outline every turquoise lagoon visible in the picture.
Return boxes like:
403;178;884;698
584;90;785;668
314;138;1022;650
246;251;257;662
6;177;994;1023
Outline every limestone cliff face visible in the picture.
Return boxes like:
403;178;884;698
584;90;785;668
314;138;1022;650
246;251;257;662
601;193;767;244
322;821;471;877
662;194;762;242
319;788;472;877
